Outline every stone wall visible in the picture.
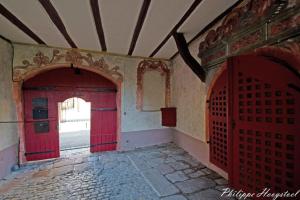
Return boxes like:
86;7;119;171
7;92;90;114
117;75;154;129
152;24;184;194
0;37;18;178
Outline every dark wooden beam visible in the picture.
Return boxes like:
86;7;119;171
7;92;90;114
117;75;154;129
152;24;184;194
38;0;77;48
90;0;106;51
169;0;244;60
128;0;151;55
173;32;205;82
149;0;203;57
0;3;45;44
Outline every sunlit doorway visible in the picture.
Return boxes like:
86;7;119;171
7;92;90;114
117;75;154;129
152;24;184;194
58;97;91;151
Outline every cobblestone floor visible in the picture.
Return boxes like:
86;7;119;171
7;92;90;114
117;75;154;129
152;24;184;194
0;143;231;200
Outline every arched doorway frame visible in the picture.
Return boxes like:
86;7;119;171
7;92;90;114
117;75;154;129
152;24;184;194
13;63;122;164
205;44;300;173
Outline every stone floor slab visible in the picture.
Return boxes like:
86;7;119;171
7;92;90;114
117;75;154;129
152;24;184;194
165;171;188;183
140;168;180;197
188;188;232;200
0;143;228;200
161;194;187;200
175;177;216;194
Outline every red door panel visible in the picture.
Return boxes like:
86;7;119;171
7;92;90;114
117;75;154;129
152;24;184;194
24;90;59;161
209;69;229;172
229;55;300;194
90;92;117;152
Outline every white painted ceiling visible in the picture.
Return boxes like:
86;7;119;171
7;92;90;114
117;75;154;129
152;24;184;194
0;0;238;59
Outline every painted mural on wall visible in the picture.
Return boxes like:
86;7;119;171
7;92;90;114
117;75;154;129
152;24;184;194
197;0;300;68
136;60;171;111
13;48;123;82
12;44;171;133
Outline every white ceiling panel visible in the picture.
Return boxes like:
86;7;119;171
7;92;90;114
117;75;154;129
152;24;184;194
133;0;194;57
1;0;69;48
99;0;143;54
0;15;36;44
155;37;177;59
51;0;101;51
0;0;241;59
179;0;238;37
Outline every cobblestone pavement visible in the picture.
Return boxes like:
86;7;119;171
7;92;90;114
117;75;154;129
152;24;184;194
0;143;232;200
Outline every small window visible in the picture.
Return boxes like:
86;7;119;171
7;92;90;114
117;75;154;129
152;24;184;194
34;121;49;133
32;98;48;119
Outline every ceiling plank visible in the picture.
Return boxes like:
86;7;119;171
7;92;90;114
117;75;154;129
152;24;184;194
38;0;77;48
169;0;243;60
128;0;151;55
149;0;203;57
90;0;106;51
0;3;45;44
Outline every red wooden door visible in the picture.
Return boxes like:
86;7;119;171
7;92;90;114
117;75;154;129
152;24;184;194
229;55;300;193
90;90;117;152
208;69;229;172
24;90;59;161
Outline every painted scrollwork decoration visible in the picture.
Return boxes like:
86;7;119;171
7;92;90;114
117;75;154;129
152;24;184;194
136;60;171;111
14;49;123;82
198;0;288;58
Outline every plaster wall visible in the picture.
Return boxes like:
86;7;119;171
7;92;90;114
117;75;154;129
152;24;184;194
12;44;169;133
171;36;217;142
0;38;18;151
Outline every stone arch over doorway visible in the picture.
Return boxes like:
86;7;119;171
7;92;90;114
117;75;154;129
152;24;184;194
12;49;123;164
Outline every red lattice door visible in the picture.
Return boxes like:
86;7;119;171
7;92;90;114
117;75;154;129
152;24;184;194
229;55;300;194
208;69;229;172
90;90;117;153
24;90;59;161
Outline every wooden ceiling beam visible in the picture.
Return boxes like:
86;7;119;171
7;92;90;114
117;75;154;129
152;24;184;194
39;0;77;48
173;32;205;82
0;3;46;44
149;0;203;57
128;0;151;55
90;0;106;51
169;0;244;60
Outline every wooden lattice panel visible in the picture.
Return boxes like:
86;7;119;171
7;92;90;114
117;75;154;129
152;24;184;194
209;70;228;172
230;55;300;194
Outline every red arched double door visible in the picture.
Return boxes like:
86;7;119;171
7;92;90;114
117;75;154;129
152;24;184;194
23;68;118;161
209;55;300;194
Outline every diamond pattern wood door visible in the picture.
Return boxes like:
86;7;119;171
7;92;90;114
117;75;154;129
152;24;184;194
90;91;117;153
229;55;300;194
209;69;228;172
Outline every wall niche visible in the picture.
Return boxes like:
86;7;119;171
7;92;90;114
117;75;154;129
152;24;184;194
136;60;170;111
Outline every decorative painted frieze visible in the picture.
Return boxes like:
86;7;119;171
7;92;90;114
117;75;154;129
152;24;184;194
269;12;300;37
197;0;300;69
230;29;264;53
13;49;123;82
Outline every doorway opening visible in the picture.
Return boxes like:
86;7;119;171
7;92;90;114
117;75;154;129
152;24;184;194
58;97;91;151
